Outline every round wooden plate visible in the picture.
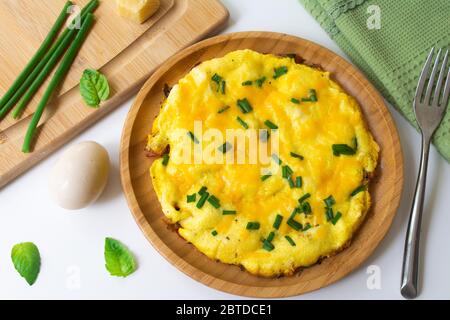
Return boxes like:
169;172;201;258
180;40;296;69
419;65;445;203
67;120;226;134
120;32;404;298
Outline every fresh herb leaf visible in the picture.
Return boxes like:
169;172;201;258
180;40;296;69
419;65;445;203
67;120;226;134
301;201;312;214
211;73;222;84
207;195;221;209
325;207;334;221
295;176;302;188
237;98;253;113
262;239;275;251
198;186;207;195
104;238;136;277
11;242;40;285
211;74;226;94
332;144;356;156
285;235;296;246
246;222;260;230
80;69;110;108
324;195;336;208
331;212;342;225
288;176;295;188
236;116;249;129
196;192;209;208
273;66;288;79
273;214;283;229
287;218;302;231
298;193;311;204
267;231;275;243
187;194;196;203
256;76;266;87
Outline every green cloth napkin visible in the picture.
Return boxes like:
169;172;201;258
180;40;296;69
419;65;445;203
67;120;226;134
299;0;450;162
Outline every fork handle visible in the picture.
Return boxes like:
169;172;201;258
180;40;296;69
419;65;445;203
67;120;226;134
401;135;431;299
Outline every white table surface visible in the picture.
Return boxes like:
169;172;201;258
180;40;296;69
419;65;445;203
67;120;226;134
1;0;449;300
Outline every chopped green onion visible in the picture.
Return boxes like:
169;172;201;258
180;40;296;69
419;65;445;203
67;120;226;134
272;154;282;165
287;218;302;231
288;177;295;188
273;66;288;79
218;142;232;153
207;195;221;209
295;176;302;188
264;120;278;130
260;129;270;142
331;212;342;225
352;136;358;150
236;116;249;129
242;80;253;86
237;98;253;113
325;207;334;221
196;192;209;209
218;105;230;114
351;185;366;197
211;73;226;94
303;223;312;231
162;154;169;166
273;214;283;229
289;207;299;219
261;174;272;181
290;152;304;160
298;193;311;204
301;97;312;102
285;235;296;246
211;73;222;84
187;194;196;203
223;210;236;215
324;195;336;208
220;80;226;94
301;201;312;214
267;231;275;243
309;89;317;102
282;165;293;178
332;144;356;156
188;131;199;144
291;98;300;104
246;222;260;230
256;76;266;87
211;230;218;236
198;186;207;195
262;239;275;251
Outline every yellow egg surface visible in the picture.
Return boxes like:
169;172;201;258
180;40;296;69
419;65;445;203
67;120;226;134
146;50;379;277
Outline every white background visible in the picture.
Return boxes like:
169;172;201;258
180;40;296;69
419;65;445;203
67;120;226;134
1;0;449;300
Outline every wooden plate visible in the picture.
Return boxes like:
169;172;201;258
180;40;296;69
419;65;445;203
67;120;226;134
120;32;404;298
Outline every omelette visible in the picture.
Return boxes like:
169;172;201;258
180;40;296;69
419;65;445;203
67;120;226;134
146;50;379;277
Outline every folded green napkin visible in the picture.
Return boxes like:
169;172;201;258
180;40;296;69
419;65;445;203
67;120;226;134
300;0;450;162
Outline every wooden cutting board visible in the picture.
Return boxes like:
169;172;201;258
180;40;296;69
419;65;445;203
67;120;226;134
0;0;228;188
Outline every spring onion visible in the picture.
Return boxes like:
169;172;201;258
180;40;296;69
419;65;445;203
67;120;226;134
196;192;209;209
236;116;249;129
285;235;296;246
273;66;288;79
246;222;260;230
273;214;283;229
237;98;253;113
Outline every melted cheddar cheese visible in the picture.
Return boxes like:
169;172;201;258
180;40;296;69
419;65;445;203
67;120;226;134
147;50;379;277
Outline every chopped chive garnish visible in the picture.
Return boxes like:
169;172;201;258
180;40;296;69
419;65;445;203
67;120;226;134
290;152;304;160
350;185;366;197
282;165;293;178
301;97;312;102
282;166;288;178
220;80;226;94
264;120;278;130
291;98;300;104
273;66;288;79
262;239;275;251
211;73;222;84
198;186;207;195
288;177;295;188
187;194;196;203
352;136;358;150
246;222;260;230
271;154;282;165
211;230;218;236
303;223;312;231
237;98;253;113
218;142;232;153
285;235;296;246
256;76;266;87
162;154;169;166
267;231;275;243
242;80;253;86
332;144;356;156
218;105;230;114
211;73;226;94
188;131;199;144
236;116;249;129
309;89;317;102
298;193;311;204
261;174;272;181
289;207;299;219
260;129;270;142
287;218;302;231
325;207;334;221
223;210;236;215
295;176;302;188
324;195;336;208
196;192;209;208
273;214;283;229
331;212;342;225
207;195;221;209
301;201;312;214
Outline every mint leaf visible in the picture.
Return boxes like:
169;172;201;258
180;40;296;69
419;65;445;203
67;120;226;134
80;69;110;108
11;242;41;285
104;237;136;277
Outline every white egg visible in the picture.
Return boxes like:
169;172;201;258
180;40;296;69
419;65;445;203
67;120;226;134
49;141;110;210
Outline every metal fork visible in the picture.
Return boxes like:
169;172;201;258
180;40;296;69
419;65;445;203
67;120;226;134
401;47;450;299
